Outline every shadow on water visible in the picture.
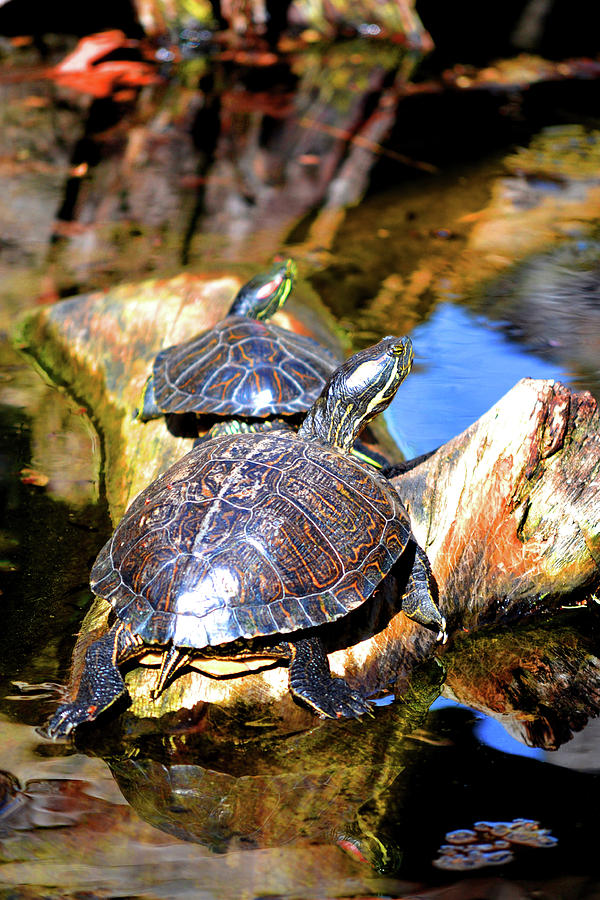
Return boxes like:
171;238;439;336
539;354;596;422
0;353;110;704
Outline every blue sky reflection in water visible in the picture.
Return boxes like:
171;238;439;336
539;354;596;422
385;302;566;458
379;693;547;760
430;696;545;761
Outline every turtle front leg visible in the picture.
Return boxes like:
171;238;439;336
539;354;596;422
43;624;143;740
401;544;447;642
135;374;161;421
288;636;372;719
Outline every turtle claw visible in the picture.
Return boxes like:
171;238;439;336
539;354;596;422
436;616;448;644
312;678;374;720
42;703;91;740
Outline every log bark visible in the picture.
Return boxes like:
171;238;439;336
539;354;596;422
393;378;600;632
304;379;600;714
442;613;600;751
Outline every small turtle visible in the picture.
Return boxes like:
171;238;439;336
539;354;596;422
137;259;340;437
45;336;445;738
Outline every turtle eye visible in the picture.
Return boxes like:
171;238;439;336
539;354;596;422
389;339;410;357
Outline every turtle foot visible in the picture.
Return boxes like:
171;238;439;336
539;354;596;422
317;678;374;719
288;635;373;720
41;703;97;740
293;676;373;720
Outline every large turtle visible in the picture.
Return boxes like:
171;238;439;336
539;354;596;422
137;258;340;436
45;336;445;738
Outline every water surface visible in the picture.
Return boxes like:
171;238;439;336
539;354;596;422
1;32;600;900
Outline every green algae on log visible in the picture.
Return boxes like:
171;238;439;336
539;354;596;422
441;613;600;751
14;269;344;523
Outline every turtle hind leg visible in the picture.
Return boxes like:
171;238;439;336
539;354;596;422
43;624;143;740
402;545;447;642
288;636;372;719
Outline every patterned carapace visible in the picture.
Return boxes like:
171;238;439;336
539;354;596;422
90;431;410;649
151;318;340;418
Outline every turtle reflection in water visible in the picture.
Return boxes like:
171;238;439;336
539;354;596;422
44;337;446;739
137;258;340;438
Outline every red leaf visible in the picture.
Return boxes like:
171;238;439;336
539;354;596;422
46;31;161;98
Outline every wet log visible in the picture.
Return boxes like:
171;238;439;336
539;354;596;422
442;613;600;751
15;280;600;726
73;614;600;877
393;378;600;632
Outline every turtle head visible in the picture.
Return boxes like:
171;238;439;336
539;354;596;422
299;336;413;452
228;259;296;320
336;336;414;426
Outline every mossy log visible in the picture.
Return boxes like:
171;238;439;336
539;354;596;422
15;279;600;726
442;614;600;752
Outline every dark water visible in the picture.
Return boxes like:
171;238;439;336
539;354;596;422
1;31;600;900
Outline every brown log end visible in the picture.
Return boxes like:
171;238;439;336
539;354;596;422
394;378;600;632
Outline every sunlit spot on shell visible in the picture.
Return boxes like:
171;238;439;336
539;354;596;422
254;387;275;406
245;535;272;556
175;567;240;616
173;613;208;649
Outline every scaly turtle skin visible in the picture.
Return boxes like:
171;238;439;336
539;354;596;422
45;336;446;738
137;259;339;426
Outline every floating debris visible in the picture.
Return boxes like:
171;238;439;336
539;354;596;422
433;818;558;870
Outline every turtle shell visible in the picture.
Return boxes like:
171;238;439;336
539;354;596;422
151;315;339;418
90;431;411;649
